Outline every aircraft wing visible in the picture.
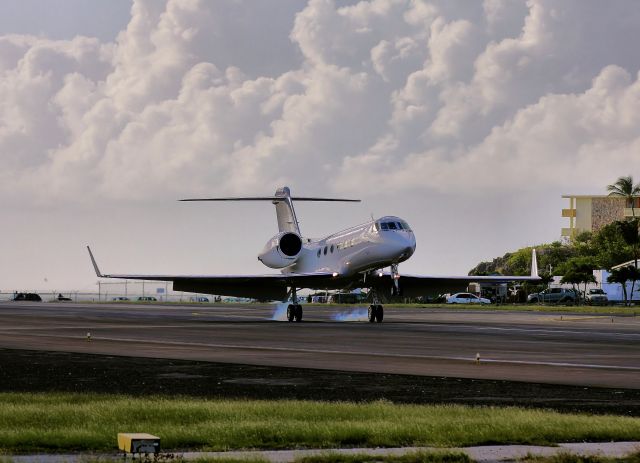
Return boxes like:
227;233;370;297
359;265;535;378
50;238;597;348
367;272;541;297
367;249;541;297
87;247;343;300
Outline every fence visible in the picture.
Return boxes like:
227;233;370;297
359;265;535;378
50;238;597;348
0;280;219;303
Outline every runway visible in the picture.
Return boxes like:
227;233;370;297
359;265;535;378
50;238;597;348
0;302;638;389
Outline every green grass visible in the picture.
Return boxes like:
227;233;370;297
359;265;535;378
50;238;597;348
522;452;640;463
381;304;640;315
1;394;640;453
294;451;472;463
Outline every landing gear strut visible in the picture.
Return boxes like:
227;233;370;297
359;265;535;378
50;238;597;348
390;263;400;296
368;287;384;323
286;287;303;322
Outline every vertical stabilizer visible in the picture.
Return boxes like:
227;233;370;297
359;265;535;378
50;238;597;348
531;248;539;278
273;187;301;234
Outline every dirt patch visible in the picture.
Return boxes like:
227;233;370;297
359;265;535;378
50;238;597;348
1;348;638;416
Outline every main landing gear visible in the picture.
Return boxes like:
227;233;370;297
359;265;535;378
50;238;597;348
286;287;303;322
368;304;383;323
287;303;303;322
367;287;384;323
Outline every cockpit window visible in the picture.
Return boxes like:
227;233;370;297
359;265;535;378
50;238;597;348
380;222;389;230
387;222;398;230
400;220;411;231
396;222;403;230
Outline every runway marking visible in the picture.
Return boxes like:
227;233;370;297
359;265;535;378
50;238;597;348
541;316;617;322
6;332;639;372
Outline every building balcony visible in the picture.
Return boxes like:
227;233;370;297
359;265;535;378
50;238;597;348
561;208;576;218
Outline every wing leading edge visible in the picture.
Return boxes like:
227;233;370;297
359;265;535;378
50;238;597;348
87;247;540;300
366;249;540;296
87;246;342;300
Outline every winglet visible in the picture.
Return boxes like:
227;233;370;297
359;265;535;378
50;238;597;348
87;246;104;278
531;248;539;278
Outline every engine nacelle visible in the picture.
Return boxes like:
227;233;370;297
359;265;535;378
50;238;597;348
257;232;303;269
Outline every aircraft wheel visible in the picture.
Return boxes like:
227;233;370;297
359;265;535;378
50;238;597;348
368;305;376;323
375;305;384;323
294;304;303;322
286;304;295;322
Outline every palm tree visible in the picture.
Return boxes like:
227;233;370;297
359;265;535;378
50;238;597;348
607;175;640;217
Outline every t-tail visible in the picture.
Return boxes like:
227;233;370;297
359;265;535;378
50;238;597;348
180;186;360;235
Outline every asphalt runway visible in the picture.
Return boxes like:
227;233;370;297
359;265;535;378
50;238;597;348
0;302;638;389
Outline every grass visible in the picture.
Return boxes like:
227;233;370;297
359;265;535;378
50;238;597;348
1;394;639;453
522;452;640;463
294;451;472;463
379;303;640;315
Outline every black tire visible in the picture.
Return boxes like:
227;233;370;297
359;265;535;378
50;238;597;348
375;305;384;323
294;304;303;322
286;304;295;322
368;305;376;323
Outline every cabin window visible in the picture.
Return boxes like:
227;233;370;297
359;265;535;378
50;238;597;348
317;249;321;258
330;245;334;253
324;246;328;255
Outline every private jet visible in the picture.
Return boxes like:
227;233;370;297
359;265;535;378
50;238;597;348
88;186;540;323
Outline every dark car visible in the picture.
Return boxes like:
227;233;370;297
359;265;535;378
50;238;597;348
56;294;72;301
527;288;576;304
13;293;42;302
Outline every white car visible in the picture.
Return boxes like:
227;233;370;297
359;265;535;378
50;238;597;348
585;288;608;305
446;292;491;304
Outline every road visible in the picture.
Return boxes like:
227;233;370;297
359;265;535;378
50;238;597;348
0;302;638;389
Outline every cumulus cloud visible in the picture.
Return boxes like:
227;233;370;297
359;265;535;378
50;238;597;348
2;0;640;206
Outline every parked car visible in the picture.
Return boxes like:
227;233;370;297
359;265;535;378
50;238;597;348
112;297;130;301
189;296;209;303
12;292;42;302
585;288;608;305
446;293;491;304
56;293;72;301
527;288;577;304
137;296;157;302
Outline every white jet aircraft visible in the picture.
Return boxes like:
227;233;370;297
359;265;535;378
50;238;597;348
88;186;540;323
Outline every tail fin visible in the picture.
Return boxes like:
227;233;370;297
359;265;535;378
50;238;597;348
531;248;539;278
180;186;360;235
273;187;299;234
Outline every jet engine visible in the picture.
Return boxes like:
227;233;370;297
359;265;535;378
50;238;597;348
257;232;303;269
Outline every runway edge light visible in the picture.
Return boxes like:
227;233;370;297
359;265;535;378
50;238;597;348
117;433;160;456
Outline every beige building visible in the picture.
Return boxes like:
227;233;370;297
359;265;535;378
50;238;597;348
561;195;639;238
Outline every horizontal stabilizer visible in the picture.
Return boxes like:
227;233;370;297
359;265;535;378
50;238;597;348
180;197;360;202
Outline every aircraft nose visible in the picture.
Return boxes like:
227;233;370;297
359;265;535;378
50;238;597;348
388;231;415;261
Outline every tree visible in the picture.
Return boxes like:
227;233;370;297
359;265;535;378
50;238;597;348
607;175;640;217
618;218;640;268
607;265;640;306
559;257;597;304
